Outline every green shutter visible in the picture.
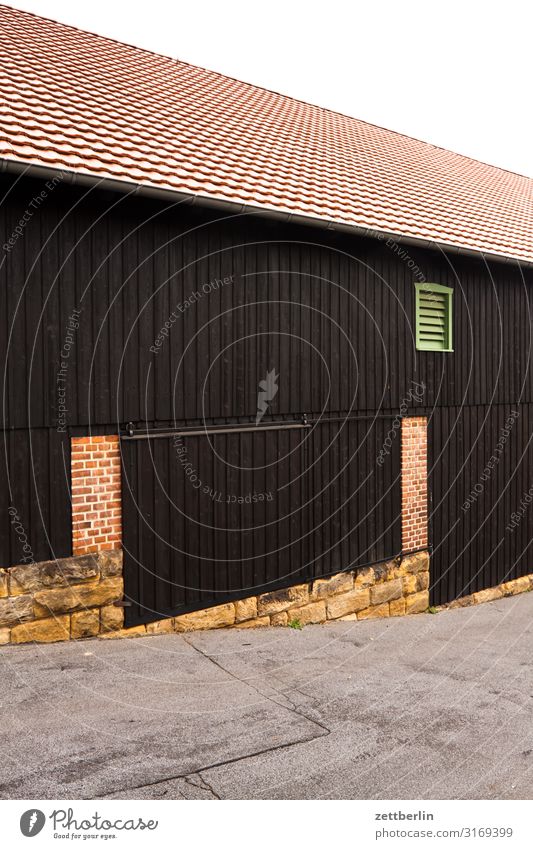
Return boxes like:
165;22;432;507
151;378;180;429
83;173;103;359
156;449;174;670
415;283;453;352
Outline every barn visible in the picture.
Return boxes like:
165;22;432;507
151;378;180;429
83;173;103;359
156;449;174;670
1;4;532;643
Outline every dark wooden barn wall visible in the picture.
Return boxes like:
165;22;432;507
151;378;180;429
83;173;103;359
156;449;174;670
1;175;532;434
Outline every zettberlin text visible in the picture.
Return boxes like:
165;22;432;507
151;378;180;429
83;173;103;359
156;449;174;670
375;810;434;820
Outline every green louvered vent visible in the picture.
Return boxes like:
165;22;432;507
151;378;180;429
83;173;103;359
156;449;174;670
415;283;453;352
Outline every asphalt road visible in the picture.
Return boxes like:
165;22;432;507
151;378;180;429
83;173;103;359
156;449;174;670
1;592;533;800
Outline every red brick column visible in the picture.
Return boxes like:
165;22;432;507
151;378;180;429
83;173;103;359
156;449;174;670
401;417;428;552
71;436;122;555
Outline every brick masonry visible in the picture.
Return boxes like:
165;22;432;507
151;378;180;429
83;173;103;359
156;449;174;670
71;435;121;555
401;416;428;552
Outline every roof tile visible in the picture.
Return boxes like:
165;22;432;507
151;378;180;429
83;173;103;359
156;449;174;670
0;3;531;263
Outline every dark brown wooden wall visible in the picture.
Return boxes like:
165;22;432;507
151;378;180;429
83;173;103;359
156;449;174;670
2;175;532;433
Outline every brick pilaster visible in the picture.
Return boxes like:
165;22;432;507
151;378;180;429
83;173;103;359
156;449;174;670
401;417;428;552
71;435;122;555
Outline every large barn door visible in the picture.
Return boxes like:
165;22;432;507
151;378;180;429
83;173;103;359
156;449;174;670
428;405;533;606
120;418;402;627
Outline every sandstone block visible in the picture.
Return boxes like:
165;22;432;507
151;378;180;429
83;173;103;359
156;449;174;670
473;586;503;605
326;588;370;620
358;602;390;620
405;590;429;614
234;596;257;623
372;558;400;583
416;572;430;591
401;551;430;575
289;601;326;625
388;561;410;579
33;577;123;617
99;625;146;639
9;555;99;595
311;572;353;599
270;611;288;626
257;584;309;616
71;609;100;639
99;550;123;578
448;595;475;609
146;618;174;635
11;615;70;644
100;604;124;632
370;578;402;605
0;627;10;645
174;602;235;632
234;616;270;629
501;576;531;596
402;574;417;595
0;594;34;627
0;569;8;598
389;598;406;617
337;613;358;621
354;566;375;587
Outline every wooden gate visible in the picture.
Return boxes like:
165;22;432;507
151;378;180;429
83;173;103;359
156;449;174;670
120;417;402;626
429;404;533;606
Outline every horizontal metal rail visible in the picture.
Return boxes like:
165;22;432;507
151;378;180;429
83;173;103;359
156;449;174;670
120;412;405;440
121;421;311;440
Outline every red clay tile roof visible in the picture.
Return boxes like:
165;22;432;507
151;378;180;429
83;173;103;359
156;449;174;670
0;3;532;264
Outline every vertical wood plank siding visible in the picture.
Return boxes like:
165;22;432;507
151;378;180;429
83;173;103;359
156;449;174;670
0;428;71;567
429;404;533;605
1;174;532;610
2;176;531;435
121;418;401;626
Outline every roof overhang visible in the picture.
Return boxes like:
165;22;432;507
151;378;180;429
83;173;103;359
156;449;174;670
2;157;532;271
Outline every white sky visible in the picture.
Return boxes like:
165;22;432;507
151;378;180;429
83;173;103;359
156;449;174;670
6;0;533;177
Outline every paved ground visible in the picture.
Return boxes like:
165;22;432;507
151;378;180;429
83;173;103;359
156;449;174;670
1;592;533;800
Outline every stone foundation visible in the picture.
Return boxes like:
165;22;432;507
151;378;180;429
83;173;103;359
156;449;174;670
436;573;533;611
3;549;530;645
0;549;430;644
0;551;124;645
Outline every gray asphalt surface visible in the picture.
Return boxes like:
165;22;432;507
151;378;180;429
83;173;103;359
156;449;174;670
1;592;533;800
